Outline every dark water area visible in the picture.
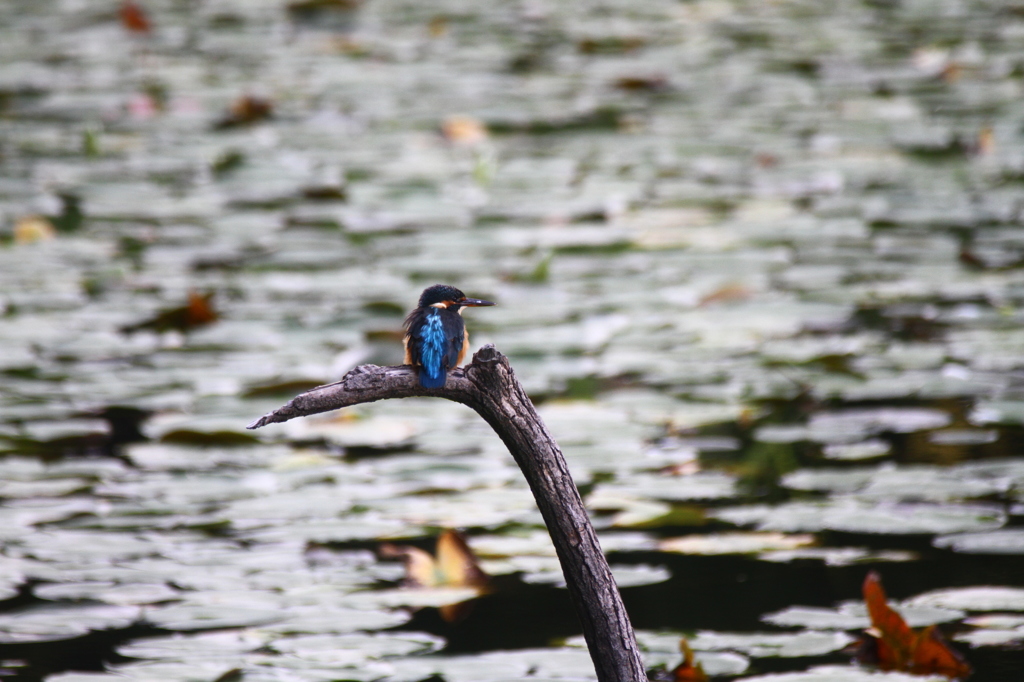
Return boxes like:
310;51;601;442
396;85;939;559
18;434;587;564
4;0;1024;680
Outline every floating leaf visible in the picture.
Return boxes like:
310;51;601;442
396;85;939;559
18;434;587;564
690;630;853;659
120;1;151;33
934;529;1024;555
284;414;421;448
740;665;947;681
0;604;141;643
144;603;285;631
215;96;273;129
442;115;488;146
856;571;971;679
659;532;815;556
380;529;489;622
672;638;708;682
760;547;916;567
698;283;753;307
609;563;672;588
905;586;1024;613
713;499;1005;535
382;529;488;590
35;581;179;606
956;614;1024;646
14;216;56;244
614;75;669;92
385;646;603;681
121;291;219;334
809;408;952;437
822;440;891;461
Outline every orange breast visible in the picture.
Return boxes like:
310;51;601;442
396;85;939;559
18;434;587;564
456;329;469;367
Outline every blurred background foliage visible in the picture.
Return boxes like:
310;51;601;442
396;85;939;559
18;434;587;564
1;0;1024;680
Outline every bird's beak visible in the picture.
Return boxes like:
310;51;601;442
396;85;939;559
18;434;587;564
460;297;495;307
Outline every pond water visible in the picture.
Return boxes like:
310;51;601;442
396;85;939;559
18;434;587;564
2;0;1024;680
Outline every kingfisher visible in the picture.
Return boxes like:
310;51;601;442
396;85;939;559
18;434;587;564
404;284;495;388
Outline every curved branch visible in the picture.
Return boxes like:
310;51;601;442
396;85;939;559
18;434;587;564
246;364;474;429
248;345;647;682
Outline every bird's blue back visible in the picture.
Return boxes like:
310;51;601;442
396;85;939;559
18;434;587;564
412;308;463;388
417;309;447;387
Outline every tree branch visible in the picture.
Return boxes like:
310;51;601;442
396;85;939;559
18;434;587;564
247;345;647;682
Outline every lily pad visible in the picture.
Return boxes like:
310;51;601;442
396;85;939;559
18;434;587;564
144;603;286;631
659;532;815;555
21;419;111;442
607;563;672;588
688;630;854;658
761;605;871;631
956;614;1024;646
763;601;963;630
856;465;1010;502
284;415;422;448
259;605;410;636
808;408;951;437
759;547;916;566
713;500;1006;535
342;586;483;611
382;647;599;682
970;401;1024;426
34;581;179;605
934;529;1024;554
739;665;946;681
606;498;675;528
0;604;141;643
468;531;557;558
629;631;751;674
955;627;1024;647
821;440;892;461
904;586;1024;613
268;631;445;661
588;471;738;503
117;629;270;659
0;477;91;498
928;429;999;446
782;467;877;494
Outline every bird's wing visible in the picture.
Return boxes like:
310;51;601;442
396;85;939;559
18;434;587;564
403;308;424;366
443;314;466;370
417;310;449;381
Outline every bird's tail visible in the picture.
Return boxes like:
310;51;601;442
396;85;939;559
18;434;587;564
418;368;447;388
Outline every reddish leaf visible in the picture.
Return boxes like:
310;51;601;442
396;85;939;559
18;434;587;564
614;75;668;92
215;96;274;129
858;571;971;680
121;291;219;334
120;1;151;33
185;291;219;328
697;283;752;307
672;638;708;682
863;570;916;668
908;626;972;679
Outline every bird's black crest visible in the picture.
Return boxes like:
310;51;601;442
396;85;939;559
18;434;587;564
418;284;465;308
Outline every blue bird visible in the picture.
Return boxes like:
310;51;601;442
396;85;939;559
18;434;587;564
404;285;495;388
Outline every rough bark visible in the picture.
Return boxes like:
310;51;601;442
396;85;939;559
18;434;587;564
248;345;647;682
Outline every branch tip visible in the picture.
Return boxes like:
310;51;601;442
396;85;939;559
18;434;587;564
472;344;501;364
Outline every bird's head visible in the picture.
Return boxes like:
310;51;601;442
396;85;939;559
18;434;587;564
418;284;495;311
